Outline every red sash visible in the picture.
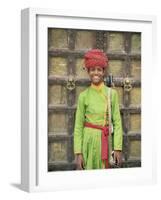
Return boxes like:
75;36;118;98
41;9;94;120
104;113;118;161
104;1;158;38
84;122;109;168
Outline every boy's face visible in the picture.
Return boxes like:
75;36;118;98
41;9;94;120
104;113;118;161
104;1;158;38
88;66;105;85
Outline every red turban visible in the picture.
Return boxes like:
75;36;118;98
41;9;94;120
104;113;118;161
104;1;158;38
84;49;108;68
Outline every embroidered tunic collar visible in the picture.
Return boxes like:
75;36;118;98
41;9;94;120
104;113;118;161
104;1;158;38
90;82;105;91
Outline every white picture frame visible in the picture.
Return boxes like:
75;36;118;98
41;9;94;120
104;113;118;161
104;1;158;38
21;7;157;192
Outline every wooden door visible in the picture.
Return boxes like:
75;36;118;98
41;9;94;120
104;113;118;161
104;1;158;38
48;28;141;171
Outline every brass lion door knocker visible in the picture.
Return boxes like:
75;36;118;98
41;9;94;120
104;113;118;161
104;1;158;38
66;75;76;91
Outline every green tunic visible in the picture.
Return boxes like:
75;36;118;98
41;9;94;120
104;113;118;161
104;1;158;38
74;83;123;169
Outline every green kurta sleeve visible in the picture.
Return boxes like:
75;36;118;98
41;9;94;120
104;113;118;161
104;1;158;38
74;93;85;154
111;89;123;150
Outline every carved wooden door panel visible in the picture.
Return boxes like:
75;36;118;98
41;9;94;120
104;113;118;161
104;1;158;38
48;28;141;171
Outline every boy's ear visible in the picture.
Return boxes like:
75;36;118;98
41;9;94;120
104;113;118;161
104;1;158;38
103;67;108;77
